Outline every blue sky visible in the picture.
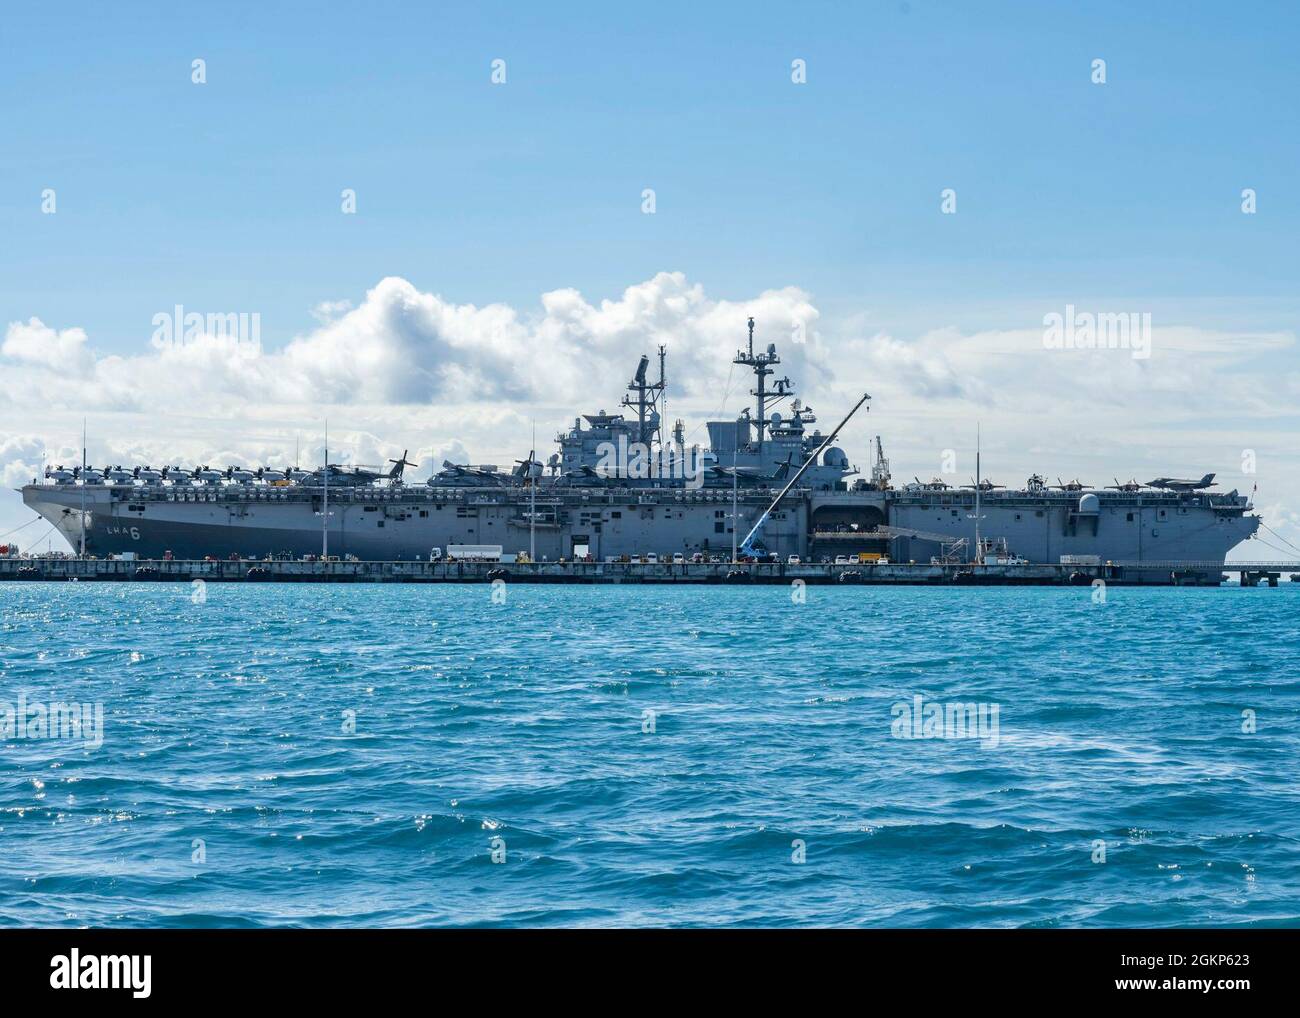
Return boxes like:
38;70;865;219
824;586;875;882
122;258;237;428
3;0;1297;342
1;1;1298;555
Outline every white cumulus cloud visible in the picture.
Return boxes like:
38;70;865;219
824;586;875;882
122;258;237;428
1;273;1297;558
2;318;94;377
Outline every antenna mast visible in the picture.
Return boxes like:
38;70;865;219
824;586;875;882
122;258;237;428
659;343;667;416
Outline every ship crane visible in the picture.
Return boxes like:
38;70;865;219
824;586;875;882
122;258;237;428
738;391;871;557
871;436;891;488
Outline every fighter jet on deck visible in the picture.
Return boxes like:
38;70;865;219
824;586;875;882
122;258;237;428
1146;473;1217;491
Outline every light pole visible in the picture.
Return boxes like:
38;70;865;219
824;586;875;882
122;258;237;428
529;420;536;563
730;446;738;564
967;423;985;565
321;420;329;559
79;418;87;557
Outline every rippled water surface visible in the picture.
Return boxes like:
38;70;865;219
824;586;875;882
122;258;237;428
1;581;1297;927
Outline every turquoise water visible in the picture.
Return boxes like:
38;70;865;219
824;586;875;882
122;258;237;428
1;582;1297;927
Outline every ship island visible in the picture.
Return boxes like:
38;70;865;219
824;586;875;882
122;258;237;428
14;318;1265;586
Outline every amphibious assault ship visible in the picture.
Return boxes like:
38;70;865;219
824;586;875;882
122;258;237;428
20;319;1261;582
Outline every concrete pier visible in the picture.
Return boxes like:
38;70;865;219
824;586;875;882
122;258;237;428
1239;570;1282;587
0;557;1280;586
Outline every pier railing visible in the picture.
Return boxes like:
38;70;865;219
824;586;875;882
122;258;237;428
3;557;1296;585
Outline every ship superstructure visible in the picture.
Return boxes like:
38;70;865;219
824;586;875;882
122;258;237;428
19;318;1261;581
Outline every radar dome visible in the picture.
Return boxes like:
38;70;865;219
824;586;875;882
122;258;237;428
823;447;848;469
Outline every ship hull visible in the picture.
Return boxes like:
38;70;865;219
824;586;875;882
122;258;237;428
20;485;808;562
20;483;1258;576
887;495;1258;565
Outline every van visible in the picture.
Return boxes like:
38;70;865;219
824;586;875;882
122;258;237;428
644;553;658;564
671;553;685;565
787;554;801;565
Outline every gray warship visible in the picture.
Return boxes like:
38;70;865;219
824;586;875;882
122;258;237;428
20;318;1261;581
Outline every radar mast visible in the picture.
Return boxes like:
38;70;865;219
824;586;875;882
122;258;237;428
622;345;667;450
734;317;793;451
